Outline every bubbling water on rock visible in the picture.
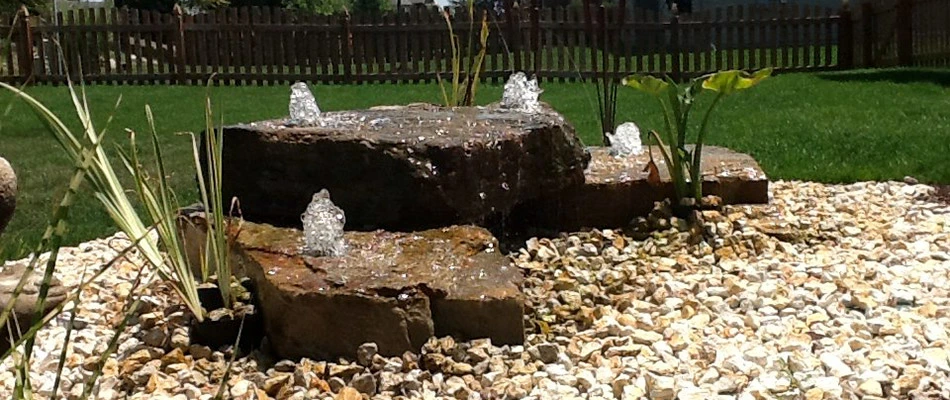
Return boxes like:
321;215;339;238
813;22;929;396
289;82;321;125
607;122;644;157
301;189;347;257
500;72;543;113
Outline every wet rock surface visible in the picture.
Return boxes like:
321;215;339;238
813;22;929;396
4;180;950;400
213;103;589;231
517;145;769;232
0;156;15;234
235;221;525;360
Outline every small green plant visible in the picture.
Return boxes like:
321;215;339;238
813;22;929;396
622;69;771;210
118;89;240;311
0;81;205;321
0;80;242;320
437;1;489;107
0;79;240;398
0;79;158;398
190;95;240;309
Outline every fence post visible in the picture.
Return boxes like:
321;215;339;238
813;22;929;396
531;1;540;79
861;1;873;67
670;9;681;81
838;2;854;69
895;0;912;66
340;11;352;83
17;6;34;83
509;2;522;73
173;5;187;84
582;0;592;81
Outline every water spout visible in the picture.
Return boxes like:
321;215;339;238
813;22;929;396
289;82;321;125
500;72;543;113
607;122;644;157
301;189;347;257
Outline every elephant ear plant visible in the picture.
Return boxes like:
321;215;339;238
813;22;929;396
622;69;771;214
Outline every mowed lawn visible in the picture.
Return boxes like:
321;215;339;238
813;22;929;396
1;67;949;249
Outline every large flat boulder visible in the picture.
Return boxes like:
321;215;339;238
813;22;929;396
213;103;589;231
514;146;769;231
232;221;524;360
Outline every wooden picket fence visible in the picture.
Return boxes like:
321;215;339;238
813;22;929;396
0;0;945;85
850;0;950;68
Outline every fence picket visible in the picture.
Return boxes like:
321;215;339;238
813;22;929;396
824;7;834;67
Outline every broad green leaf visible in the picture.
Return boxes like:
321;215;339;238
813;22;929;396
702;68;772;94
622;75;670;96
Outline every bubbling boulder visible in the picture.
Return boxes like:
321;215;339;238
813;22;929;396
232;220;524;359
210;103;589;232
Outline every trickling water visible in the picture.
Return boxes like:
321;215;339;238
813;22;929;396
301;189;347;257
289;82;321;125
607;122;644;157
500;72;543;113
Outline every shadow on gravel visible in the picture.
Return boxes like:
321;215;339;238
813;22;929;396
932;185;950;205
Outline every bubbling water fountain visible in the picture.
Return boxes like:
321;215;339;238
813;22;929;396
289;82;321;125
301;189;347;257
500;72;543;113
607;122;644;157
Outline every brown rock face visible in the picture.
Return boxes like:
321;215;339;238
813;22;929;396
233;221;524;360
211;103;589;231
0;157;16;235
514;146;769;231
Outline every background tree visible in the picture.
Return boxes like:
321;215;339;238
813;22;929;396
282;0;349;15
350;0;389;15
1;0;50;15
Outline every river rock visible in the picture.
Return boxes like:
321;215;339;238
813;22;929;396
0;156;15;234
211;103;588;231
233;221;524;360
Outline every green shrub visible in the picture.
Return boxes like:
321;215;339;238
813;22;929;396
282;0;350;15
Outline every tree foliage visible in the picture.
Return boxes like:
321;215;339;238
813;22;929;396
282;0;349;15
0;0;49;16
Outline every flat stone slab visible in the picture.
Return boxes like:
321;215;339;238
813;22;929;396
233;221;524;360
515;145;769;231
212;103;588;232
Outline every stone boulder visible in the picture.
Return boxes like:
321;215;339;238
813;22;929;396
0;157;16;235
0;261;67;353
512;146;769;231
210;103;589;231
232;221;524;360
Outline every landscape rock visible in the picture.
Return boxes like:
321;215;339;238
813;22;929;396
0;156;15;234
212;103;588;231
234;221;524;359
514;145;768;231
0;261;67;352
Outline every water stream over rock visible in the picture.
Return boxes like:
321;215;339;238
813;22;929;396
301;189;347;257
288;82;321;125
500;72;543;113
607;122;644;156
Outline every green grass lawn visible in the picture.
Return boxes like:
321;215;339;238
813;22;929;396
1;67;949;250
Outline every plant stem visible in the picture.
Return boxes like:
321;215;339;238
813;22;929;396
691;92;724;201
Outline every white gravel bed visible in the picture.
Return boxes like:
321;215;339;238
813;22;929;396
1;180;948;400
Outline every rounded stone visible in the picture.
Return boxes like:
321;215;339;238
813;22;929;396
0;156;15;235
